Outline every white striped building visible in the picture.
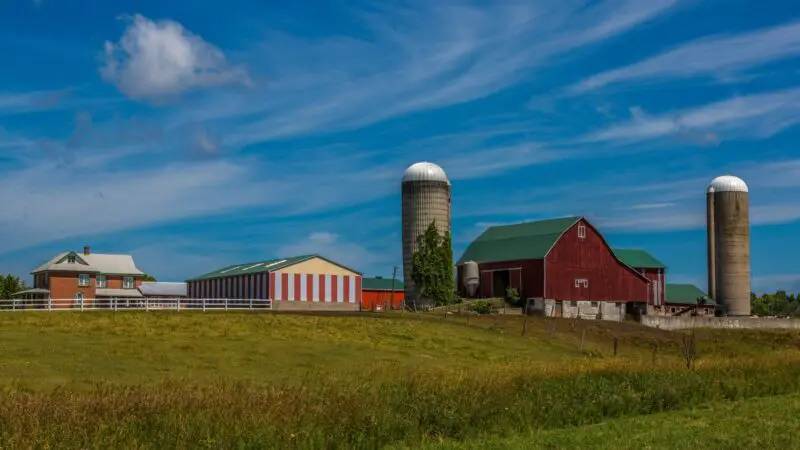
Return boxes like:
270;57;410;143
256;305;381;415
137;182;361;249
185;254;362;309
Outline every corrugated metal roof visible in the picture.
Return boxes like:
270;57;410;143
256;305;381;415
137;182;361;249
456;216;581;264
96;288;144;298
139;282;187;297
362;277;405;291
666;283;712;305
32;251;144;275
186;254;361;281
612;248;666;269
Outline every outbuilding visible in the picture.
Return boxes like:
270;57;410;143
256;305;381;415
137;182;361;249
186;254;362;311
456;216;652;320
361;277;405;310
611;248;667;312
663;283;715;316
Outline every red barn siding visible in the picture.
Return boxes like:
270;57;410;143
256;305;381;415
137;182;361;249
637;268;666;306
545;219;648;302
459;259;544;300
362;290;405;310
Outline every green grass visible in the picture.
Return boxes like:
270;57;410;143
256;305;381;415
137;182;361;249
4;311;800;448
414;393;800;449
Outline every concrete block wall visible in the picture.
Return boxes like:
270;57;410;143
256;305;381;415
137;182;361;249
641;315;800;330
272;300;360;312
528;299;623;322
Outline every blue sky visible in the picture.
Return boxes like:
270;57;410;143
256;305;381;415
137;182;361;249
1;0;799;294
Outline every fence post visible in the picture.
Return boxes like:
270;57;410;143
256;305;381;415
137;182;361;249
249;298;253;310
12;298;16;311
48;298;52;311
203;298;206;312
613;336;618;356
145;297;149;311
177;297;180;311
80;297;84;312
225;298;229;311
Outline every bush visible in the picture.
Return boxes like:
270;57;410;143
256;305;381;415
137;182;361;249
505;286;521;307
468;300;492;315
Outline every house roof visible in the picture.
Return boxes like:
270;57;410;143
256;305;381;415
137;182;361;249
611;248;666;269
362;277;405;291
456;216;581;264
139;282;187;297
186;254;361;281
32;251;144;275
96;288;144;298
666;284;712;305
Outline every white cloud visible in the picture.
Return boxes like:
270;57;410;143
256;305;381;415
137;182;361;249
583;88;800;144
570;20;800;93
101;14;250;102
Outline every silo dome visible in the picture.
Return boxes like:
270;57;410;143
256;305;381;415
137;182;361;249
402;162;450;185
708;175;748;194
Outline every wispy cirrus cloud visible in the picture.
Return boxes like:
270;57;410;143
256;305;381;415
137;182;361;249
569;20;800;93
176;0;679;145
583;88;800;145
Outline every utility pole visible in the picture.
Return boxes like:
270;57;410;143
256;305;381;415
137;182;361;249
390;266;398;311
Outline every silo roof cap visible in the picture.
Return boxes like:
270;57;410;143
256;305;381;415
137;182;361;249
403;162;450;185
708;175;748;193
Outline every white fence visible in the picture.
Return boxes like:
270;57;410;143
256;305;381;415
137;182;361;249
0;298;273;311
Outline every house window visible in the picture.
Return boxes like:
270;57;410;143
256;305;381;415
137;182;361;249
78;274;90;287
578;225;587;239
96;275;108;288
68;255;76;263
75;292;84;302
123;277;135;289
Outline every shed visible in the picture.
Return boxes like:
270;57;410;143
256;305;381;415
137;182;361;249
362;277;405;310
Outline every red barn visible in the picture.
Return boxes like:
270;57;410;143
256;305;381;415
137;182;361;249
456;216;652;320
611;248;667;310
361;277;405;310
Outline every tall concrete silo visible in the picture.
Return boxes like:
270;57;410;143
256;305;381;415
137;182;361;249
706;175;751;316
402;162;451;308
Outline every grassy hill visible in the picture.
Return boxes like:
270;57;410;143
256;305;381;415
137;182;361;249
2;311;800;448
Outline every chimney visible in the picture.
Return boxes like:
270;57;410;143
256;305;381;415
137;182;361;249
83;245;91;256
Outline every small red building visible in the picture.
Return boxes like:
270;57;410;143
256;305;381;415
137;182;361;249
611;248;667;309
456;216;653;320
361;277;405;310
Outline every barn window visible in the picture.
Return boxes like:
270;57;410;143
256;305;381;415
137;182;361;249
575;278;588;288
570;301;577;307
578;225;586;239
591;302;598;307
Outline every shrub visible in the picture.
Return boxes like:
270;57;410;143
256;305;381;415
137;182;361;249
468;300;492;315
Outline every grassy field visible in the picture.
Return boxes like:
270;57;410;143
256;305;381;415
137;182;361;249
412;393;800;449
2;311;800;448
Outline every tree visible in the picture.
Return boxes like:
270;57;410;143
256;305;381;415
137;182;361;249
142;274;157;282
0;274;28;299
411;221;455;306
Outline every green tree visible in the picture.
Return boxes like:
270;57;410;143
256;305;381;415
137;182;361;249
142;274;157;282
411;221;455;306
0;274;28;299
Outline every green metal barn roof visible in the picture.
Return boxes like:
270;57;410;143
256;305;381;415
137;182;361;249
666;284;712;305
456;216;581;264
186;254;361;281
611;248;666;269
362;277;405;291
